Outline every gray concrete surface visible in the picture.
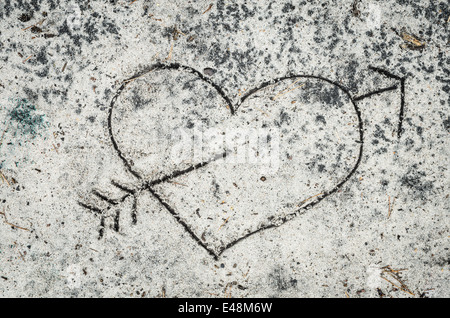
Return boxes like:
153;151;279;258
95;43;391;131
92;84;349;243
0;0;448;298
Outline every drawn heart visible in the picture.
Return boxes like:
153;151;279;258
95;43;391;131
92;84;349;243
109;63;363;258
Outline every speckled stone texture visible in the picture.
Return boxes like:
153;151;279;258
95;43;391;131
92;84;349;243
0;0;448;298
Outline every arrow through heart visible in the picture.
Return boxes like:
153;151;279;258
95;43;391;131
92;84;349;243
81;62;369;259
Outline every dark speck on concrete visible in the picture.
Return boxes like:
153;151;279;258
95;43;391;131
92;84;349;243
203;68;216;76
282;3;296;13
315;115;326;125
269;267;297;292
401;165;434;199
443;117;450;132
18;12;33;22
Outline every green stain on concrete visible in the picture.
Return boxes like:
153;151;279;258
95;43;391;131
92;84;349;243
0;98;48;170
7;98;48;136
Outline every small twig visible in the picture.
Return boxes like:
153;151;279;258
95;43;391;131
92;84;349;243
388;196;391;218
384;267;408;273
388;196;396;218
298;193;324;206
381;266;415;296
254;107;270;117
381;276;403;291
22;55;33;63
149;14;163;22
167;180;187;187
218;216;231;231
0;171;10;186
22;25;34;31
18;250;25;262
0;207;30;231
165;42;174;61
22;19;46;31
272;79;304;100
172;26;186;40
279;78;302;94
224;283;233;298
401;32;423;47
203;4;213;14
35;19;46;27
334;129;342;144
274;84;305;100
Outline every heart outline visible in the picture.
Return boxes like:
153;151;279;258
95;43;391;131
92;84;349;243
107;62;364;259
